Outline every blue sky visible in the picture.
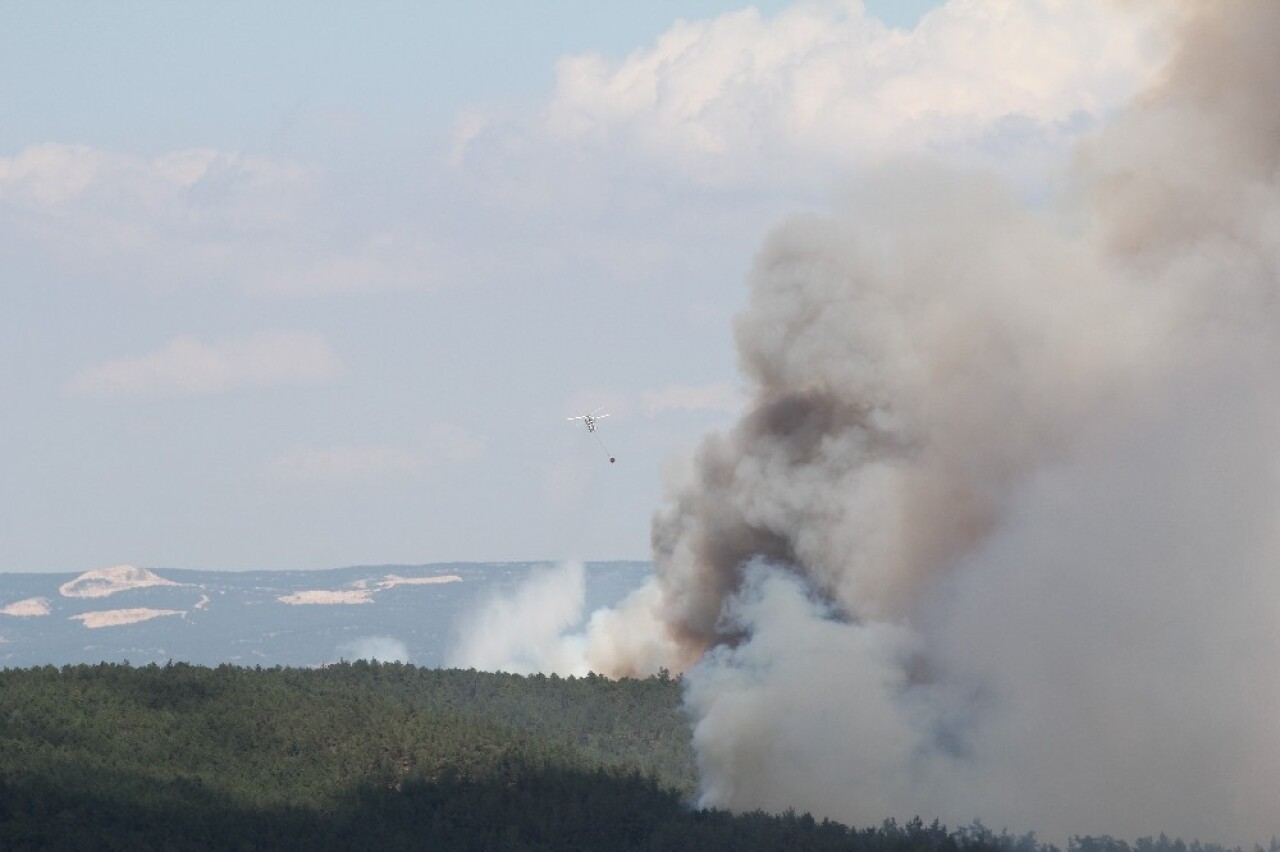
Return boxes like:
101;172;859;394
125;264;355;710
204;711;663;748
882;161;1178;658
1;1;1165;571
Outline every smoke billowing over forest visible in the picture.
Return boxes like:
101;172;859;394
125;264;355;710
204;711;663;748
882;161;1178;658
458;3;1280;845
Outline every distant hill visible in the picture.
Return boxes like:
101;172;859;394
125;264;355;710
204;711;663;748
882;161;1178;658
0;562;651;669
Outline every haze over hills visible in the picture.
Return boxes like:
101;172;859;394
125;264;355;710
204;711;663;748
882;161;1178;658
0;561;651;670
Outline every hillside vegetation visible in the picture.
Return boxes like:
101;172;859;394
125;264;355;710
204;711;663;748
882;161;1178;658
0;662;1268;851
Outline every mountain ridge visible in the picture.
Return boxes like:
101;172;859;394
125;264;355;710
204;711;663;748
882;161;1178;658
0;561;652;670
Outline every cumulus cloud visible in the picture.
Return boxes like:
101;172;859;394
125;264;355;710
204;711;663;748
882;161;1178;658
437;0;1177;326
539;0;1170;187
68;331;340;398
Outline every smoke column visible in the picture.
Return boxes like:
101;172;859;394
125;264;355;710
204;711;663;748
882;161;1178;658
447;561;593;675
577;2;1280;845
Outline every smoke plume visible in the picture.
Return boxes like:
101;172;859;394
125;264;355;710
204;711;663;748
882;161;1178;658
447;561;593;675
337;636;411;664
577;2;1280;845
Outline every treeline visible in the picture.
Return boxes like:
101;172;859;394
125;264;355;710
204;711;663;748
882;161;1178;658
0;662;1270;851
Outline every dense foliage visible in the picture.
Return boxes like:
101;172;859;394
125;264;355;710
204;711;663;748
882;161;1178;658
0;662;1272;851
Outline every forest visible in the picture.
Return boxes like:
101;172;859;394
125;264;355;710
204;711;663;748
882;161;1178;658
0;661;1272;851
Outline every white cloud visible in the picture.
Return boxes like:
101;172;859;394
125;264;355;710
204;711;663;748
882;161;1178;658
0;143;439;296
0;144;107;205
0;143;301;231
68;331;340;398
2;4;1170;310
538;0;1170;187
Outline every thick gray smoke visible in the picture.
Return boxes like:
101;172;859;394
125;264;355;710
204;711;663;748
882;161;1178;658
582;2;1280;845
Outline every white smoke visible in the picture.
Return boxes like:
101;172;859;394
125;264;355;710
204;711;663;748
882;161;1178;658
337;636;411;664
446;561;593;675
684;564;928;820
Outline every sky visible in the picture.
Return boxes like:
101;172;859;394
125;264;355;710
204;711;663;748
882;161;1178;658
1;0;1170;572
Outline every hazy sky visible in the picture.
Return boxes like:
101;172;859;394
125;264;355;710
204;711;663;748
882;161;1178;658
1;1;1166;572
